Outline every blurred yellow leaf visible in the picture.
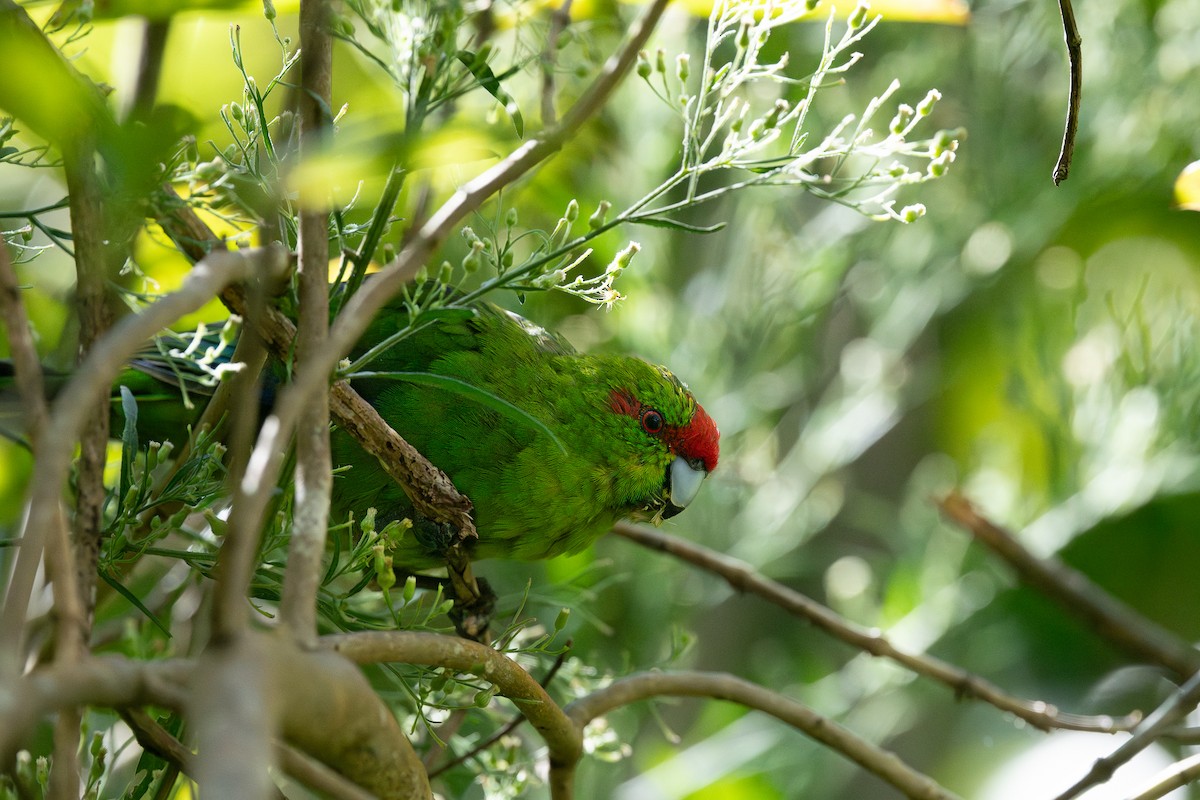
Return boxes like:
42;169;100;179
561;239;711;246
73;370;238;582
50;0;298;22
1174;160;1200;211
513;0;969;25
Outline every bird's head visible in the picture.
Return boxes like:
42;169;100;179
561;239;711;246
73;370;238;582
606;362;719;521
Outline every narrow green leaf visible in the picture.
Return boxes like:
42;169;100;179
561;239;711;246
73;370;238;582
346;370;567;453
99;570;172;638
118;386;139;514
455;50;525;137
631;217;728;234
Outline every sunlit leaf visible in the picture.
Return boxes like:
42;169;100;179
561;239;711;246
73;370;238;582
456;51;525;138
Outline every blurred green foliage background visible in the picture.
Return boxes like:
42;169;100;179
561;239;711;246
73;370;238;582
2;0;1199;797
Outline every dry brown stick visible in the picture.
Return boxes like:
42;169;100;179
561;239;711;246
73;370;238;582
280;0;335;648
614;521;1140;734
564;671;965;800
939;492;1200;679
1052;0;1082;184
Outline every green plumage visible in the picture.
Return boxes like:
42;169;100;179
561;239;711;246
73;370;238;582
114;297;719;569
341;303;708;566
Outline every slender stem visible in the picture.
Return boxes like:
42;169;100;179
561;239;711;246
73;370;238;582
280;0;335;647
1052;0;1082;185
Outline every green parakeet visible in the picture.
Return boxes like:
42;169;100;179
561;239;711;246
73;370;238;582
123;297;720;568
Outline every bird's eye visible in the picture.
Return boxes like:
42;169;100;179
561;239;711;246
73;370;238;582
641;409;665;434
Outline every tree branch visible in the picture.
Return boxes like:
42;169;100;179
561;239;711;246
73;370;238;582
281;0;336;648
322;631;584;770
938;492;1200;679
565;670;964;800
614;521;1139;734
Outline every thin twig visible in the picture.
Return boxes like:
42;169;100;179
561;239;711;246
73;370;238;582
2;657;192;763
280;0;335;648
565;671;964;800
1128;752;1200;800
52;129;115;798
1052;0;1082;184
1052;669;1200;800
429;647;570;778
939;493;1200;679
614;521;1139;734
129;18;170;117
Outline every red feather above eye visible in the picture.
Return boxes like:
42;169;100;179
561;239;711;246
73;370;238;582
608;390;720;473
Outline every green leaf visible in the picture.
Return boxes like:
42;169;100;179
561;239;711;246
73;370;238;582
345;370;567;453
118;386;139;515
455;50;524;137
631;217;728;234
99;570;172;637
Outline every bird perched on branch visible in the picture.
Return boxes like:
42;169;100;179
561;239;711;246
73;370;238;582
118;293;720;568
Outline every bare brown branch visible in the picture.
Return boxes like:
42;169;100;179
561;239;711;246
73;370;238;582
565;671;965;800
614;521;1139;733
938;492;1200;679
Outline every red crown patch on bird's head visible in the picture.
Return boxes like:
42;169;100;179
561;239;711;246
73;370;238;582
671;402;719;474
